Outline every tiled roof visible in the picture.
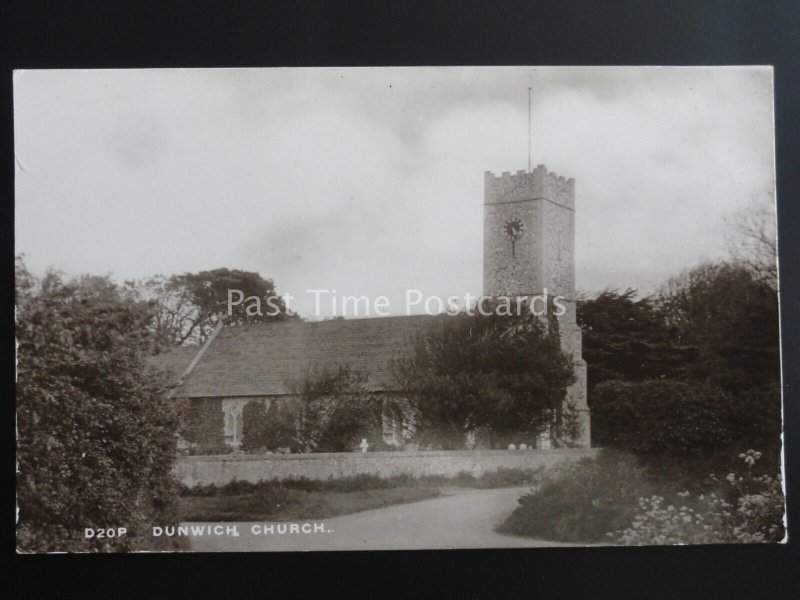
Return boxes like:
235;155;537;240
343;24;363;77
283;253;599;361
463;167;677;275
147;345;201;383
175;314;440;398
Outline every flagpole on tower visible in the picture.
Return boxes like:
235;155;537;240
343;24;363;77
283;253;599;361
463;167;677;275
527;86;532;173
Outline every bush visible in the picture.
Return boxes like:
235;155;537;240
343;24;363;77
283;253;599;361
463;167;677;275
470;467;546;489
16;264;182;552
498;451;653;542
592;379;736;455
612;450;785;545
726;384;783;461
592;379;783;459
242;399;299;452
497;450;785;545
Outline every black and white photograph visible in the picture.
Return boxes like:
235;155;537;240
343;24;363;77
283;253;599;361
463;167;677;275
14;66;785;553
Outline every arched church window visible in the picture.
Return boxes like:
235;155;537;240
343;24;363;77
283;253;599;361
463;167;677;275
382;403;403;447
222;400;245;448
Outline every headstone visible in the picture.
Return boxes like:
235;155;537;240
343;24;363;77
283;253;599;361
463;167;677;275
519;443;527;450
359;438;369;453
537;432;551;450
508;443;516;451
465;430;477;450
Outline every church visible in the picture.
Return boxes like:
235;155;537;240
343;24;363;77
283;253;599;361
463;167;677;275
152;164;590;451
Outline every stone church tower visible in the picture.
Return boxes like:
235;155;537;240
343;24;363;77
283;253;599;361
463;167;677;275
483;164;590;447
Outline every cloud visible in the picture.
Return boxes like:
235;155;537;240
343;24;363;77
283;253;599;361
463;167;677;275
14;67;774;317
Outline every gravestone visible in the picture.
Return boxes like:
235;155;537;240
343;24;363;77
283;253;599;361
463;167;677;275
536;432;552;450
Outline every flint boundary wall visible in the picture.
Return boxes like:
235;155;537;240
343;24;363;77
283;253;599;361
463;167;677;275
174;448;598;487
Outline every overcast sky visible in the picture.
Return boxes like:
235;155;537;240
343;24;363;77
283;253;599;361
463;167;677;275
14;67;774;318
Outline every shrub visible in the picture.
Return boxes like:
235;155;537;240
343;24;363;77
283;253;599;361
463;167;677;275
725;384;783;461
16;264;182;552
496;449;785;545
612;450;785;545
498;451;653;543
471;467;546;489
591;379;735;455
592;379;783;459
242;399;299;452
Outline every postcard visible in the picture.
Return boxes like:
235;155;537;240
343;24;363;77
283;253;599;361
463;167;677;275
14;66;784;552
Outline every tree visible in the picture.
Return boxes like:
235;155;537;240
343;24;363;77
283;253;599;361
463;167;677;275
578;266;781;454
16;259;182;552
292;366;381;453
123;275;202;352
725;195;778;291
127;268;296;351
395;303;575;448
577;289;697;394
657;261;780;390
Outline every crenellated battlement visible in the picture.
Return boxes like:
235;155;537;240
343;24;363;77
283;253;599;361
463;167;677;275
484;164;574;209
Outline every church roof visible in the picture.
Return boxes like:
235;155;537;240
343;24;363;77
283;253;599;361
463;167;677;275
165;314;439;398
147;345;201;382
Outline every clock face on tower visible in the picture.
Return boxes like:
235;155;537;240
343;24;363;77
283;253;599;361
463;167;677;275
503;218;524;241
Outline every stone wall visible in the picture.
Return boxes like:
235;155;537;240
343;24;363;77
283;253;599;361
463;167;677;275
173;448;598;487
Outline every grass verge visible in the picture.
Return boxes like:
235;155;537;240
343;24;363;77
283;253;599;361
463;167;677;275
180;487;440;521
